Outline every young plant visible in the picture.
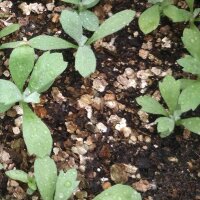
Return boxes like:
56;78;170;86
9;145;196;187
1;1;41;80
136;76;200;137
6;156;79;200
0;24;20;39
177;28;200;87
0;10;135;77
0;46;68;157
62;0;100;32
138;0;199;34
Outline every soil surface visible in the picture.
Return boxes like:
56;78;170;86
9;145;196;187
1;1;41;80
0;0;200;200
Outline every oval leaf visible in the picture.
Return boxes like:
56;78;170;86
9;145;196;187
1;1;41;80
75;45;96;77
82;0;100;8
54;169;79;200
93;184;142;200
87;10;135;44
9;46;35;91
180;117;200;135
159;76;180;113
29;35;77;50
60;10;83;44
138;5;160;34
0;24;20;38
79;11;99;32
34;157;57;200
156;117;175;137
0;41;27;50
0;80;22;105
22;103;52;157
136;95;168;116
163;5;191;22
6;170;28;183
179;82;200;112
0;103;13;113
182;28;200;60
29;52;67;93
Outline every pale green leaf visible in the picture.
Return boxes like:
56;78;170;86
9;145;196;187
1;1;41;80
54;169;79;200
75;45;96;77
136;95;168;116
148;0;164;3
34;157;57;200
87;10;135;44
0;163;3;170
82;0;100;8
23;88;40;104
93;184;142;200
0;103;13;113
186;0;194;12
177;55;200;75
178;78;197;89
0;41;27;50
163;5;191;22
193;8;200;18
156;117;174;137
180;117;200;135
79;11;99;31
29;35;77;50
182;28;200;60
60;10;83;44
6;170;28;183
179;82;200;112
0;24;20;38
138;5;160;34
61;0;80;4
9;46;35;91
159;76;180;113
22;103;52;157
0;80;22;104
28;52;67;93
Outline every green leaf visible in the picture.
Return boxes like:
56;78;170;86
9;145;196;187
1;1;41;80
180;117;200;135
193;8;200;18
0;163;3;170
22;103;52;157
182;28;200;60
0;41;27;50
75;45;96;77
0;24;20;38
0;103;13;113
156;117;174;137
159;76;180;113
34;157;57;200
186;0;194;12
6;170;28;183
79;11;99;32
27;176;37;191
87;10;135;44
163;5;191;22
54;169;79;200
28;52;67;93
61;0;80;4
136;95;168;116
23;88;40;104
138;5;160;34
93;184;142;200
60;10;83;44
9;46;35;91
29;35;77;50
148;0;164;3
0;80;22;105
179;82;200;112
177;55;200;75
82;0;100;8
178;78;198;89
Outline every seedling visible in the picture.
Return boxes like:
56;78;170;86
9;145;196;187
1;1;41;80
0;24;20;39
0;46;68;157
136;76;200;137
6;156;79;200
139;0;200;34
0;9;135;77
62;0;100;32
